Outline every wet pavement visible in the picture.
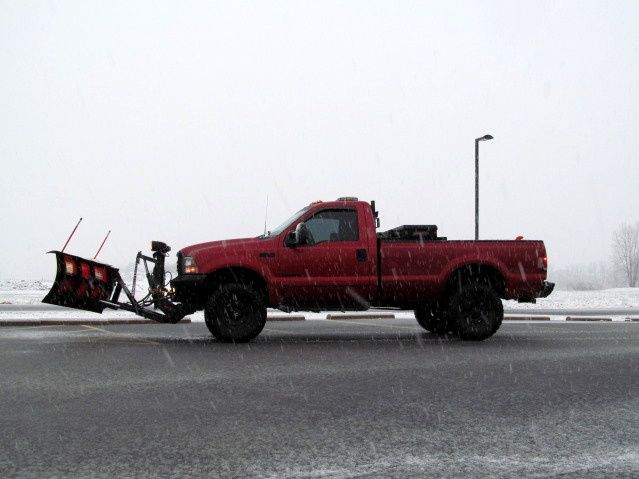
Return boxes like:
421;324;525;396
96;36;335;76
0;320;637;478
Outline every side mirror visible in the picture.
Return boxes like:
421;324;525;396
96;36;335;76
295;222;310;245
286;223;310;247
285;230;298;247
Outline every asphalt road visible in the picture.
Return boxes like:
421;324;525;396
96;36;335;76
0;320;637;478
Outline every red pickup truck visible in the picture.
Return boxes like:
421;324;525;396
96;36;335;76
169;198;553;342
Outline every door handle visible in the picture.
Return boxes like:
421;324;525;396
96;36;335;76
356;249;367;262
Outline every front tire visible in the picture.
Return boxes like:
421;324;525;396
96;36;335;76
446;285;503;340
204;283;267;343
414;301;451;334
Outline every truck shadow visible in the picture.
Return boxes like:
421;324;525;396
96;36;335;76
149;331;468;346
126;331;547;354
74;322;547;348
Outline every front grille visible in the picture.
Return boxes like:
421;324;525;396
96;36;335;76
176;252;184;275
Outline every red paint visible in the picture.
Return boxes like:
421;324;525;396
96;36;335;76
80;262;91;279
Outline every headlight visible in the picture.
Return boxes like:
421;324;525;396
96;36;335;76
183;256;198;274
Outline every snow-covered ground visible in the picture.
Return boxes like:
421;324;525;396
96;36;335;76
1;280;638;322
504;287;639;310
0;280;53;305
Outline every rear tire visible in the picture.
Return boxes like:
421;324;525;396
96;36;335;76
204;283;267;343
414;301;452;334
446;285;503;340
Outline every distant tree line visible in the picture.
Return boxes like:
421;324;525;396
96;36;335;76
551;222;638;290
550;261;616;291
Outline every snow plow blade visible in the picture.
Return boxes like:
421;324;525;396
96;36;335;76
42;249;185;323
42;251;118;314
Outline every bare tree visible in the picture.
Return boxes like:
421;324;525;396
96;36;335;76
612;223;639;287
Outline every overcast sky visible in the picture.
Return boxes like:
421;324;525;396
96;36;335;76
1;0;638;280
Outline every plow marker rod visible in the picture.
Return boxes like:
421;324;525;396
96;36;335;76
61;217;82;253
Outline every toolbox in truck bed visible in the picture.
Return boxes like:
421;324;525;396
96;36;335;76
377;225;446;241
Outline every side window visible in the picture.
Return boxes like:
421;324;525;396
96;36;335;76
304;209;359;244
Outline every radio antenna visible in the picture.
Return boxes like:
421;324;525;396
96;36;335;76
94;230;111;259
263;194;269;236
61;217;83;253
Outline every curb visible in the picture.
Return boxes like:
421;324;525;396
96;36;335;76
267;315;305;321
326;313;396;320
0;319;192;327
566;317;612;322
504;316;550;321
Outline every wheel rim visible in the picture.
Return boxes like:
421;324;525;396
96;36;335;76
460;293;492;328
222;291;255;325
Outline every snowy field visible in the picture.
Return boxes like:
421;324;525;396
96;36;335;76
1;280;638;322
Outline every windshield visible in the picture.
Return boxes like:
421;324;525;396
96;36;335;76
260;205;312;238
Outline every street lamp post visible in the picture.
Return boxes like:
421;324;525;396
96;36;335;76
475;134;493;240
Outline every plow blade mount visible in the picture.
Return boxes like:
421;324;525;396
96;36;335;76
43;251;118;313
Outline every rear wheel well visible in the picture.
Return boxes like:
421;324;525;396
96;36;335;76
447;264;505;298
205;267;268;304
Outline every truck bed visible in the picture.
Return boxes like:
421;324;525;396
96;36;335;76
378;239;547;305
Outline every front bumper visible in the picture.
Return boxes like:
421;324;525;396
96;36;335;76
170;274;207;306
539;280;555;298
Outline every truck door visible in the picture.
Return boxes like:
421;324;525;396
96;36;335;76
275;206;372;310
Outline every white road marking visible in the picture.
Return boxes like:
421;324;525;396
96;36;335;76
81;325;159;345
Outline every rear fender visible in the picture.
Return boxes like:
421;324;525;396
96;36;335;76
443;260;507;297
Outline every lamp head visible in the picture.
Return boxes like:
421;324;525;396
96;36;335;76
477;134;494;141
